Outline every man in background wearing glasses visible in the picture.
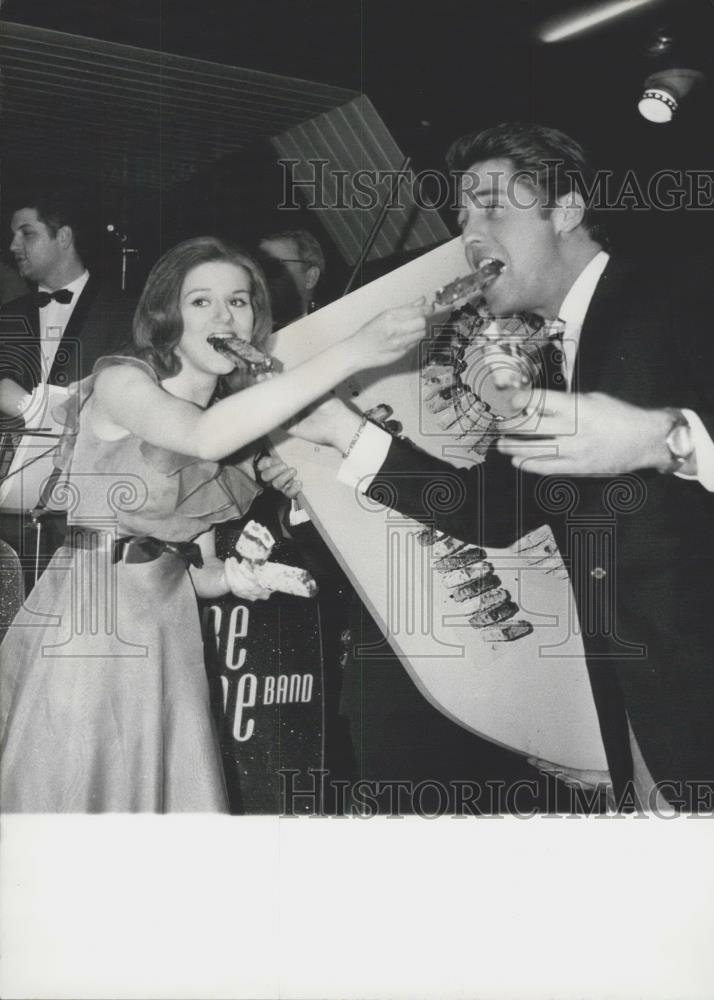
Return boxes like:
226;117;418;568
259;228;325;327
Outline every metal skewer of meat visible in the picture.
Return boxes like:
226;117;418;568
433;258;504;310
207;335;275;375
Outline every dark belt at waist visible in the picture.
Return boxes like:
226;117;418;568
66;528;204;569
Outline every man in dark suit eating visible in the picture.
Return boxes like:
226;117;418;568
296;122;714;812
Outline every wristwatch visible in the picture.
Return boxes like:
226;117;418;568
662;408;694;473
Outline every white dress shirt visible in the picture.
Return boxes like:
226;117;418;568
37;269;90;377
557;249;609;391
339;252;714;491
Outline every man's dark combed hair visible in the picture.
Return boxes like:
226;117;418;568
446;122;607;245
13;187;93;261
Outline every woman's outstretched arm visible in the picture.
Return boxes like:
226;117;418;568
93;302;431;461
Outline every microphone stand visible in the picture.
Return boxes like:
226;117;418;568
106;225;139;291
120;247;139;292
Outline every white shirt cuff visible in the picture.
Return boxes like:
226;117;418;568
288;500;311;526
337;421;392;493
676;409;714;491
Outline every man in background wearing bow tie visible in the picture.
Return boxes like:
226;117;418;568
0;189;137;581
0;189;136;415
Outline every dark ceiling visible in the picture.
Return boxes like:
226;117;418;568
4;0;714;153
1;0;713;281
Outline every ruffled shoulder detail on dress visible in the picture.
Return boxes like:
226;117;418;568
139;441;261;519
52;355;157;472
52;353;260;521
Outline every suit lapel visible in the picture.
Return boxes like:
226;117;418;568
572;258;629;394
3;289;40;339
0;290;41;391
48;275;100;385
62;274;99;342
28;290;41;341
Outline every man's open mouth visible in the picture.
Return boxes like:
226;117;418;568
434;257;505;309
475;257;504;286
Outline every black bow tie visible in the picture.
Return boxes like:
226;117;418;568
33;288;74;307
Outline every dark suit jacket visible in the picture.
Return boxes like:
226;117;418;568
0;276;138;577
0;274;136;392
367;257;714;802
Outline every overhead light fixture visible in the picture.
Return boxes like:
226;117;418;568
538;0;660;44
638;67;703;122
637;30;705;123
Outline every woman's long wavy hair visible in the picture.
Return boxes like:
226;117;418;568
132;236;273;390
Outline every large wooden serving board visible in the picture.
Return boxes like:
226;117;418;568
269;238;607;771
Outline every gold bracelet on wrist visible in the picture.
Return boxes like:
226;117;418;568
342;415;368;459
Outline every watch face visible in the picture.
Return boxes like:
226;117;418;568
668;423;694;459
